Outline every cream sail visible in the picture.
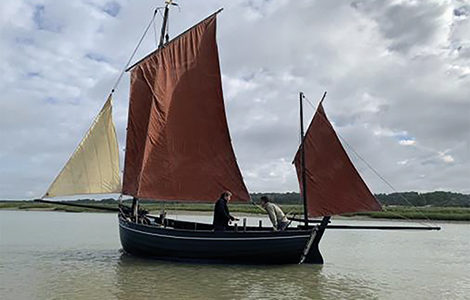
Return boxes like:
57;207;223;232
43;96;121;198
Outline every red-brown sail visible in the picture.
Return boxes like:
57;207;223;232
122;13;250;202
294;101;382;217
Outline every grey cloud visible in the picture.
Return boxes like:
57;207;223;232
353;1;449;54
453;6;469;17
33;5;63;32
103;1;121;17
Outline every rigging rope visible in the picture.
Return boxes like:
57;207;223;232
301;94;436;227
107;7;163;205
337;133;435;226
110;7;163;94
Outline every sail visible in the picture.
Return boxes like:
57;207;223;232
44;96;121;198
122;13;250;202
294;101;382;217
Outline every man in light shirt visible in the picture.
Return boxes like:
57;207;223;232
260;196;289;231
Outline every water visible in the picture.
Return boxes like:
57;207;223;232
0;211;469;299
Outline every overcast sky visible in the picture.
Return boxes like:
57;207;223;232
1;0;469;200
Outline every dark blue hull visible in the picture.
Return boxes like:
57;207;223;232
119;216;326;264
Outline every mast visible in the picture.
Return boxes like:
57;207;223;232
299;92;329;228
158;1;177;49
129;0;177;220
158;4;169;48
299;92;308;227
132;1;170;221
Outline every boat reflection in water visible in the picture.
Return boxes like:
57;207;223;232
114;253;379;300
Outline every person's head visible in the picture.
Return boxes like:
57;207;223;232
221;191;232;201
260;196;270;206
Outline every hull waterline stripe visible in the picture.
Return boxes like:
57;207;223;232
119;223;310;241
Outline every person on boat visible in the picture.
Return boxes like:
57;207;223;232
213;191;239;231
260;196;289;231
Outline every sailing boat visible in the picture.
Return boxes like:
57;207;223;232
40;4;439;264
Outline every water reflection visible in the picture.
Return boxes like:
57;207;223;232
113;253;379;300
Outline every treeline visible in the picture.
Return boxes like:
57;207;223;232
252;191;470;207
375;191;470;207
65;191;470;207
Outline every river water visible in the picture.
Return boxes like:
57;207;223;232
0;211;468;299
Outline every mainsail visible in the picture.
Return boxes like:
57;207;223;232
294;101;382;217
122;13;250;202
44;96;121;198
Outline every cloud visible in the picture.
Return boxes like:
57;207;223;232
439;151;455;163
0;0;469;199
399;139;416;146
102;1;121;17
351;0;451;54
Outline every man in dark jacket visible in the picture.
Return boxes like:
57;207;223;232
213;191;238;231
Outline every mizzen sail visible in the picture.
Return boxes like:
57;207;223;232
44;96;121;198
122;13;250;202
294;101;382;217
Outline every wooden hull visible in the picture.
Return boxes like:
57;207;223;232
119;216;326;264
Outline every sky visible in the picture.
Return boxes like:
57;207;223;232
0;0;469;200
